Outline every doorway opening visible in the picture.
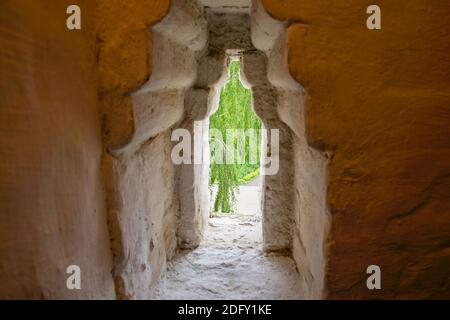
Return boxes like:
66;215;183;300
152;57;304;300
208;59;263;249
106;0;329;300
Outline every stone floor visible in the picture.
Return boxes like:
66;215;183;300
152;213;305;300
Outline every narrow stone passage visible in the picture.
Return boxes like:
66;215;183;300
152;212;305;300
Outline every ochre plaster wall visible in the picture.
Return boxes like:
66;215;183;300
262;0;450;299
0;0;115;299
96;0;174;299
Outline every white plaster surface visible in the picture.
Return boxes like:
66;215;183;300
152;213;305;299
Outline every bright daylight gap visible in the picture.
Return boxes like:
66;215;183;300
208;60;263;247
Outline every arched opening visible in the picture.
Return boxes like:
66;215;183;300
103;0;329;299
153;55;303;299
209;60;262;217
149;0;328;299
206;58;264;260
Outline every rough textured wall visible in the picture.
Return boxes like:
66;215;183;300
241;52;296;252
97;0;170;148
155;0;212;250
106;133;177;299
249;3;329;298
97;0;214;298
96;0;174;299
0;0;115;299
268;33;329;299
263;0;450;299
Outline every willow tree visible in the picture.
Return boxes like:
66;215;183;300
209;61;262;213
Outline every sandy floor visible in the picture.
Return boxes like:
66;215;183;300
152;213;305;300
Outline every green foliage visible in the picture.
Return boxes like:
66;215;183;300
238;169;260;185
209;61;262;213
